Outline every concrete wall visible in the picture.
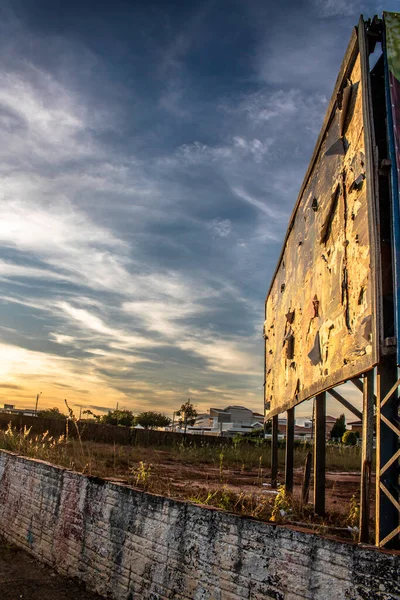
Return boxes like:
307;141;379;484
0;449;399;600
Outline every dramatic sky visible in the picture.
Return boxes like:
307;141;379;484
0;0;397;419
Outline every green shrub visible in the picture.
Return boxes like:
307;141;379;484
342;430;357;446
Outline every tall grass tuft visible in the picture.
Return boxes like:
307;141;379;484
0;423;64;460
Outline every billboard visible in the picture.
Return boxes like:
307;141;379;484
264;27;380;417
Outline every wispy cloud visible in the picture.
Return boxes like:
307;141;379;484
0;67;100;167
207;218;232;238
313;0;361;17
0;0;385;417
234;88;328;134
232;187;288;222
58;301;160;349
176;136;271;165
180;336;262;376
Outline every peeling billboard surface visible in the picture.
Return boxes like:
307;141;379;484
264;41;378;417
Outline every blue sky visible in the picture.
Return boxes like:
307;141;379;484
0;0;397;419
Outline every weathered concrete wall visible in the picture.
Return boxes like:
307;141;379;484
0;450;399;600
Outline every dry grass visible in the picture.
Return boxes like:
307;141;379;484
0;424;366;540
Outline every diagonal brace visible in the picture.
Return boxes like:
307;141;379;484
328;388;363;420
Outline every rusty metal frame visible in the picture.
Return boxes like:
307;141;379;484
376;364;400;548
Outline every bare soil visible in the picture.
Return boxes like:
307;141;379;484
130;455;366;517
0;436;370;535
0;537;103;600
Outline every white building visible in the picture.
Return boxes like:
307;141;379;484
0;404;36;417
187;405;264;437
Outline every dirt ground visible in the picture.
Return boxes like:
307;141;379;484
0;537;103;600
0;437;369;534
138;457;367;516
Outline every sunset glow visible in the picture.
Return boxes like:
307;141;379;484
1;0;396;420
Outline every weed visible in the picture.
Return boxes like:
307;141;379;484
216;487;234;511
257;455;263;487
65;399;91;474
270;485;292;522
131;461;152;490
346;493;360;539
219;452;224;483
0;423;64;460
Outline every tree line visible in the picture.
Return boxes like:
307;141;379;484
37;399;198;431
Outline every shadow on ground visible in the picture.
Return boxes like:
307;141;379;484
0;537;104;600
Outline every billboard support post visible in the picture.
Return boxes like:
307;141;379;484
285;408;295;494
271;415;279;488
376;361;400;547
360;369;375;543
314;392;326;516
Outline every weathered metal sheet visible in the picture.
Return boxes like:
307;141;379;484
265;33;379;417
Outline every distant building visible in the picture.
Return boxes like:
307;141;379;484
275;415;338;440
186;405;263;437
348;420;363;435
325;415;337;436
0;404;36;417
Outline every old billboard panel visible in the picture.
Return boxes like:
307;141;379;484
264;29;379;417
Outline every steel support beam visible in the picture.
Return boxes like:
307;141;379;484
314;392;326;516
285;407;295;494
271;414;279;488
360;369;375;543
301;451;312;504
376;362;399;548
351;378;364;393
351;377;377;404
328;388;363;420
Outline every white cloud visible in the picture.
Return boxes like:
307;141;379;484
57;302;159;349
313;0;361;17
239;88;327;125
176;136;271;165
232;187;288;221
208;218;232;238
0;67;100;167
49;333;76;345
177;140;233;163
0;261;66;283
0;193;132;292
0;18;273;413
232;136;270;163
122;300;201;338
179;336;261;376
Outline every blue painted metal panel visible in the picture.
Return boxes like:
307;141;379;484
383;14;400;364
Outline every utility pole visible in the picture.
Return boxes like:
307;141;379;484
34;392;42;416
